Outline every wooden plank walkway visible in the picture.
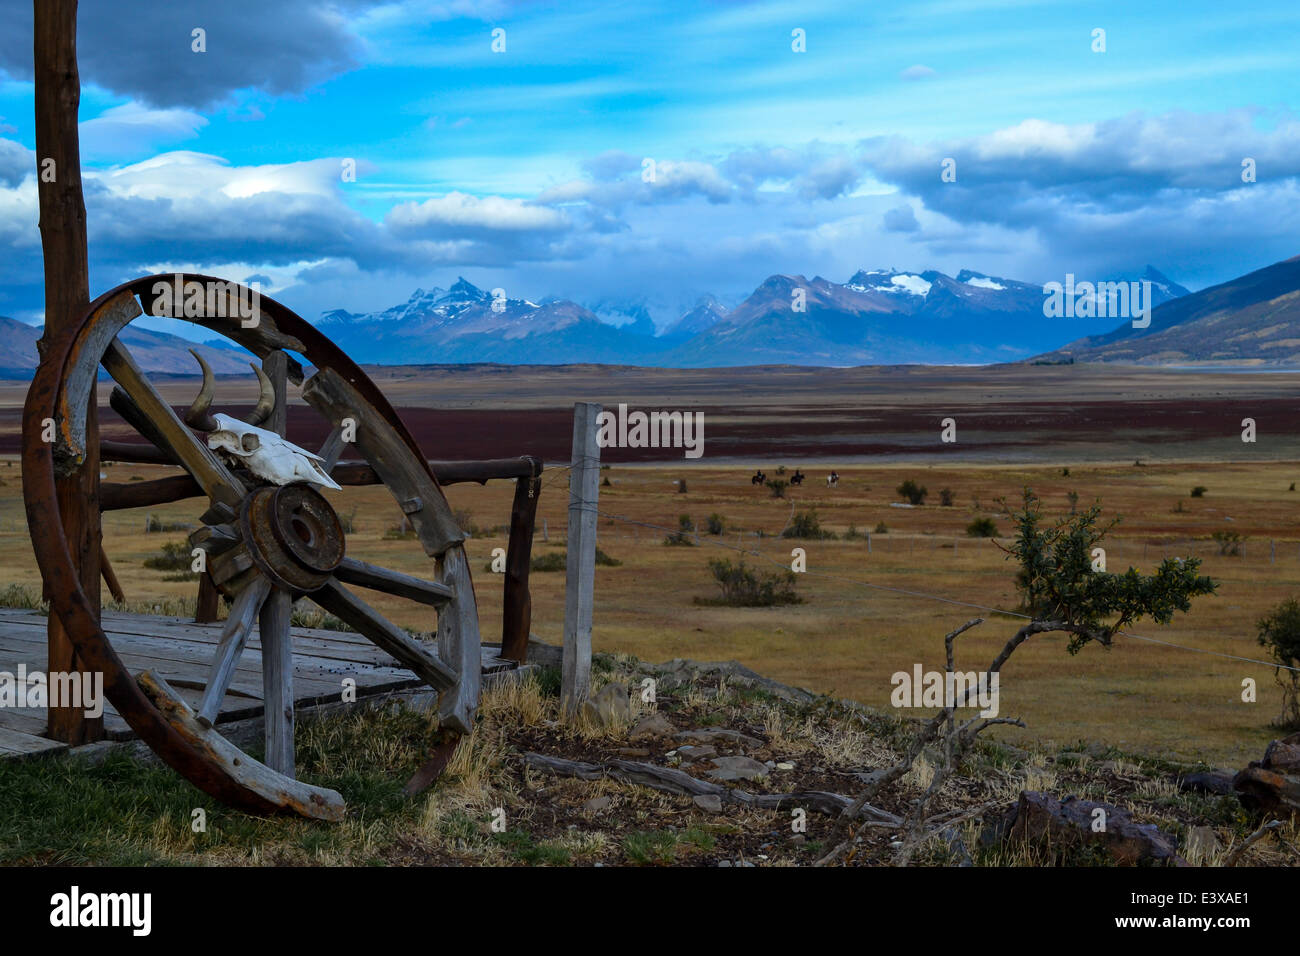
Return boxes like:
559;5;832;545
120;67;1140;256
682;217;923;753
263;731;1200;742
0;608;516;761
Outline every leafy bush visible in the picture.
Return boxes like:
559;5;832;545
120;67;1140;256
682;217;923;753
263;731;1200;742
897;479;927;505
531;552;566;572
1191;486;1207;498
1257;599;1300;727
143;541;198;580
939;488;954;507
873;521;888;534
966;517;998;538
705;513;725;535
527;548;622;572
766;479;789;499
782;509;835;540
1002;488;1216;654
697;558;801;607
1211;530;1243;556
664;515;697;546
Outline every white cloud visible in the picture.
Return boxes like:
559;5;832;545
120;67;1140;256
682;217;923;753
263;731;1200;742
79;103;208;160
386;192;571;236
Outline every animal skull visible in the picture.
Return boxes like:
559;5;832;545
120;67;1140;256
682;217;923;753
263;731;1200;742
184;349;341;490
206;413;341;489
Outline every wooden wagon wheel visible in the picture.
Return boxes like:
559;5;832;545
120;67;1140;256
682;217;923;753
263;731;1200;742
22;275;481;821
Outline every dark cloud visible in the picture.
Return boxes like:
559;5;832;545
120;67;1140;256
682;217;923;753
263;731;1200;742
0;0;385;108
883;204;919;232
0;136;32;187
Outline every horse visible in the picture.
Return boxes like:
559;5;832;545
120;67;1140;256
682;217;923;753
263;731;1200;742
790;470;805;486
751;470;767;485
827;471;839;488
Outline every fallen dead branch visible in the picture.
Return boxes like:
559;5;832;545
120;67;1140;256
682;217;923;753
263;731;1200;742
522;752;902;823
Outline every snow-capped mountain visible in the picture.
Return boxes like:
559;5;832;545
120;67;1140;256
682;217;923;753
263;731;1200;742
308;267;1195;368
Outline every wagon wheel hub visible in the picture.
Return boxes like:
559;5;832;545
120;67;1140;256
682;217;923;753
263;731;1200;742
240;483;345;594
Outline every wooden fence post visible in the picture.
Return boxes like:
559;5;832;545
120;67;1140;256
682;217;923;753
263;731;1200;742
562;402;601;716
35;0;102;744
501;464;541;663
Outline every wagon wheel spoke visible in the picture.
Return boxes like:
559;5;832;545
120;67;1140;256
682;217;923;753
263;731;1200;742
99;339;244;507
196;577;270;727
313;578;459;691
333;556;454;607
317;423;347;472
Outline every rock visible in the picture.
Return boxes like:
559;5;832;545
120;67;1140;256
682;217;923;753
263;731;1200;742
706;755;769;782
628;712;674;739
677;744;716;762
1233;732;1300;818
693;794;723;813
764;760;776;769
675;727;765;750
1177;770;1236;796
581;683;630;728
1184;825;1221;862
615;747;651;757
1262;735;1300;773
776;761;795;771
647;659;815;704
1004;791;1184;866
583;796;613;813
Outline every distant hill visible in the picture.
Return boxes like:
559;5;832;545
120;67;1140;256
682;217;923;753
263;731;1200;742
1039;257;1300;366
0;315;254;378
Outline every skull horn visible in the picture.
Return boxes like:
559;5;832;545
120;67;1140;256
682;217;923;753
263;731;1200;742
184;349;219;432
245;361;275;426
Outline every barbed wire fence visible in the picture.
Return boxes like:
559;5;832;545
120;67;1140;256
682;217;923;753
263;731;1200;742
522;439;1300;676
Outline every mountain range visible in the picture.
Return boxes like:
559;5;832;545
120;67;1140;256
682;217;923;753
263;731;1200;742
5;256;1300;373
316;266;1190;368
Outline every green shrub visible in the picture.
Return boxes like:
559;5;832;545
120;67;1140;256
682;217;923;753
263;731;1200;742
705;513;725;535
897;479;927;505
766;479;788;499
939;488;954;507
1211;530;1243;556
1257;598;1300;728
1191;486;1207;498
782;509;835;540
143;541;198;580
697;558;801;607
966;517;998;538
664;515;696;546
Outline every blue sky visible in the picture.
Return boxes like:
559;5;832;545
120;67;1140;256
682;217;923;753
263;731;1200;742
0;0;1298;330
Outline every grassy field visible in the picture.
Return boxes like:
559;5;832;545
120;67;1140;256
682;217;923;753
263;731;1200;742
1;454;1296;767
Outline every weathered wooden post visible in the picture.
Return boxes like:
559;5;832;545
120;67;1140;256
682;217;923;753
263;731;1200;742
562;402;601;715
259;350;295;776
34;0;103;744
501;462;541;663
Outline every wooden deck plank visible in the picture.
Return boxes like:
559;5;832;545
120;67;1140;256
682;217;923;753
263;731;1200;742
0;726;68;757
0;608;515;759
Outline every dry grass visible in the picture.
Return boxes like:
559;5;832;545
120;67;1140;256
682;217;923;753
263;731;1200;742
1;456;1298;767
